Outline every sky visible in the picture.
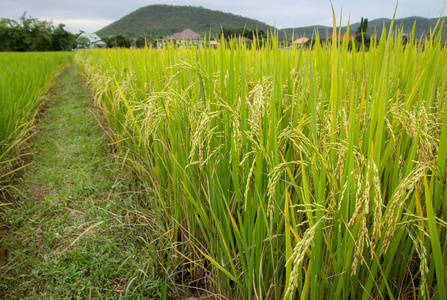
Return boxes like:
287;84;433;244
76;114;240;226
1;0;446;33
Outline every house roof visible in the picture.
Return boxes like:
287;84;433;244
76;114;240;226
328;33;356;40
292;37;310;44
78;33;103;43
169;29;202;40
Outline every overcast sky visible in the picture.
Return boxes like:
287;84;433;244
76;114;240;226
1;0;446;33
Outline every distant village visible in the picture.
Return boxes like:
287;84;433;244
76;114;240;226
76;19;386;51
77;28;260;50
78;28;325;50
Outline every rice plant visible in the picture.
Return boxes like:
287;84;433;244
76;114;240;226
76;21;447;299
0;52;73;196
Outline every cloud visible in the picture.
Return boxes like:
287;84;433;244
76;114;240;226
43;17;115;33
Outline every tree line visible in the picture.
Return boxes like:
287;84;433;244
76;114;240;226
298;18;371;50
221;26;266;40
0;13;78;52
102;35;149;48
0;14;149;51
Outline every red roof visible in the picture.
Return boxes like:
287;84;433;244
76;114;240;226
169;29;202;40
292;37;310;44
328;33;356;40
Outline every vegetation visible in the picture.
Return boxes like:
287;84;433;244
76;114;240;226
1;8;446;299
221;26;266;40
96;4;273;39
75;19;447;300
354;17;371;49
284;16;447;40
100;35;153;49
0;66;171;299
76;36;91;49
0;52;73;197
103;34;132;48
0;13;77;52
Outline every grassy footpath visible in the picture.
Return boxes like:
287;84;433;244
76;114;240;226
0;65;172;299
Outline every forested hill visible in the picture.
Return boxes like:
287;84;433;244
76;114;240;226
282;16;447;39
96;5;274;38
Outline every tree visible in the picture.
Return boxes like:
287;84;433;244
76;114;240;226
135;36;146;48
355;17;371;50
51;24;76;51
77;36;90;49
0;19;19;51
105;35;131;48
30;19;53;51
220;26;266;48
356;17;368;35
222;26;249;40
0;13;76;52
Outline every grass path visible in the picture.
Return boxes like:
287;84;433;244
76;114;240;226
0;65;168;299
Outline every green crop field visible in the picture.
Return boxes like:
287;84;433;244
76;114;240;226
74;21;447;299
0;52;73;195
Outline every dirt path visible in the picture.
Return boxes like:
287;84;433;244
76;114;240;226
0;65;165;299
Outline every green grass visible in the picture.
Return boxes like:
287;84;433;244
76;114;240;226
0;52;73;197
75;22;447;299
0;65;175;299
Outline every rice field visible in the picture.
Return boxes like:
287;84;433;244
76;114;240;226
0;52;73;195
75;22;447;299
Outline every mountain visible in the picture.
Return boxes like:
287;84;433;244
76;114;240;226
282;16;447;40
97;5;446;41
367;17;446;38
96;5;274;38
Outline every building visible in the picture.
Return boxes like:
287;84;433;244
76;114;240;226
76;33;107;49
209;40;219;48
292;37;310;48
168;29;203;48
